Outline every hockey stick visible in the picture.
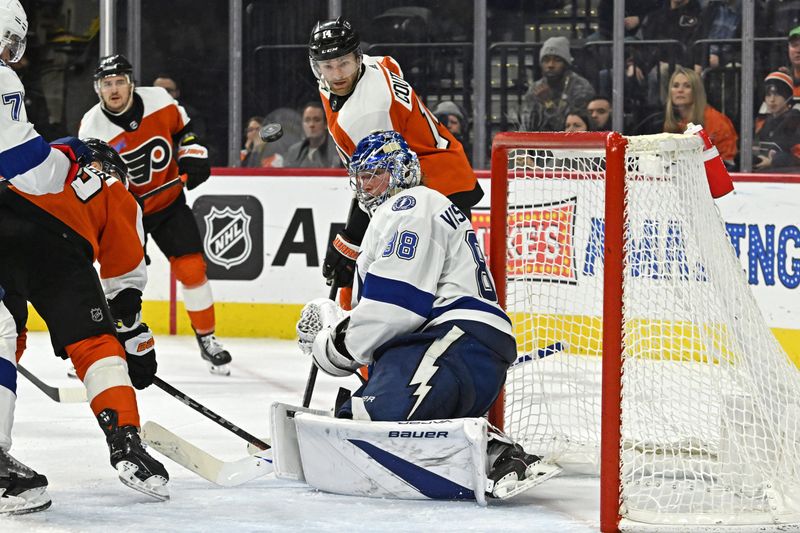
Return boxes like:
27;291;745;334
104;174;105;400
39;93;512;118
152;376;270;451
510;341;567;367
137;173;188;201
141;421;273;487
16;364;88;403
301;283;339;407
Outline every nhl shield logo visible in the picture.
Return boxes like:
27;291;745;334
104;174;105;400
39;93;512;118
203;206;252;270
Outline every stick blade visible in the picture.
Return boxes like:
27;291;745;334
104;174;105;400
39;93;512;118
141;421;273;487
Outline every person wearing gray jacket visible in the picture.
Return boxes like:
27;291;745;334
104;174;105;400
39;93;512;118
285;102;341;168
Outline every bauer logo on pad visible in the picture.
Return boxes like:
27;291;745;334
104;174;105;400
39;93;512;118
193;195;263;280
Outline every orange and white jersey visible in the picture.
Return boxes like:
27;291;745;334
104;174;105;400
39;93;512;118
9;167;146;301
79;87;190;215
319;54;475;197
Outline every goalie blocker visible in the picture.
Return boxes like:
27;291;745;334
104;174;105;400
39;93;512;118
270;403;561;504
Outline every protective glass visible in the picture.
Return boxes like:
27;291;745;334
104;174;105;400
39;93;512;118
1;31;26;63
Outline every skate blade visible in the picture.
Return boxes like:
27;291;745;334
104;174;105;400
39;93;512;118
67;366;78;379
0;487;52;515
116;462;169;501
490;463;563;500
206;361;231;376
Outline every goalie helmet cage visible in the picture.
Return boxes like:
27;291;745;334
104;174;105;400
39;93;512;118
487;131;800;533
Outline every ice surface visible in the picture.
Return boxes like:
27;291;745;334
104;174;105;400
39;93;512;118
6;333;600;532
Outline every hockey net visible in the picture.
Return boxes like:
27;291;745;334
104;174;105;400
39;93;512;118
488;132;800;532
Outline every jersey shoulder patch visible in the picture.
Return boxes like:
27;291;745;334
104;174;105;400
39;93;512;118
391;194;417;211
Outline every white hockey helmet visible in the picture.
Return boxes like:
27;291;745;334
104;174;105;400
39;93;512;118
0;0;27;64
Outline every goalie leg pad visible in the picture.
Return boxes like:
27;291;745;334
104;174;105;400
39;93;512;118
294;413;488;505
270;402;329;482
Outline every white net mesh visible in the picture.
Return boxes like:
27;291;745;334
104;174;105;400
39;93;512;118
498;133;800;528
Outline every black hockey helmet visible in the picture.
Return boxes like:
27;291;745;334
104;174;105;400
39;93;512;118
94;54;133;81
83;138;129;183
308;17;360;62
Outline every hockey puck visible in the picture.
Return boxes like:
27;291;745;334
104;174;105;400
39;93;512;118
259;123;283;143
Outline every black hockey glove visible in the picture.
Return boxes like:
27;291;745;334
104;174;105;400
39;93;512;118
177;133;210;190
117;322;157;390
322;230;360;288
108;288;143;325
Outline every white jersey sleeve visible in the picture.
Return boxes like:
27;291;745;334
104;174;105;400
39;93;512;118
0;63;70;195
346;187;514;364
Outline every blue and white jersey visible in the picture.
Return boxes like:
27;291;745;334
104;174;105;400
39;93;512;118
348;186;515;365
0;61;70;195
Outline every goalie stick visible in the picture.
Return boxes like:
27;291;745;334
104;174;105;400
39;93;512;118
152;376;270;451
17;364;88;403
510;341;567;367
141;421;273;487
301;283;339;407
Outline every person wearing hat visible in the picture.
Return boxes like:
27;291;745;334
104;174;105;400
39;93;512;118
786;26;800;100
753;71;800;172
519;36;595;132
433;100;472;163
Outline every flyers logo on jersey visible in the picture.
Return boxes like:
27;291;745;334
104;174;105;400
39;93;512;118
121;136;172;186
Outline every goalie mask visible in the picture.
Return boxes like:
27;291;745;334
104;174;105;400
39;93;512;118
83;138;130;185
348;131;421;216
308;17;362;93
0;0;27;64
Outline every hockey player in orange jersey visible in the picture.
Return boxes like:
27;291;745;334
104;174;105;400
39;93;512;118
78;55;231;375
308;18;483;291
0;137;169;503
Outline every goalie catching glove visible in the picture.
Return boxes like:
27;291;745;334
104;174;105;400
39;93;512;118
176;132;210;190
296;298;359;377
109;288;156;389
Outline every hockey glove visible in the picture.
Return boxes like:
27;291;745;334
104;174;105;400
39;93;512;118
177;133;210;190
108;288;143;326
50;137;93;184
297;297;346;355
311;318;361;377
117;319;157;390
322;231;360;288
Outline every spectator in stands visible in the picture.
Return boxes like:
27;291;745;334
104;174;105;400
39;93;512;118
434;100;472;163
703;0;741;69
241;116;269;168
587;96;612;131
663;66;738;165
636;0;705;105
564;110;593;132
285;102;341;168
519;37;594;132
153;74;207;139
786;26;800;99
589;0;661;41
753;71;800;172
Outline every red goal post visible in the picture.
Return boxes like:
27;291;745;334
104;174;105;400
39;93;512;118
487;131;800;533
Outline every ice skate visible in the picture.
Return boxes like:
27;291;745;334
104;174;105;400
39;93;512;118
97;409;169;501
0;449;51;515
485;437;562;500
66;364;78;379
196;332;232;376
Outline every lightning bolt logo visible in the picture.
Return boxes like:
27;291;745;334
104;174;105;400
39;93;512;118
407;326;464;418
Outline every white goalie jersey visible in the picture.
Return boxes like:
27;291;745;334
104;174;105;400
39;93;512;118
346;186;515;364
